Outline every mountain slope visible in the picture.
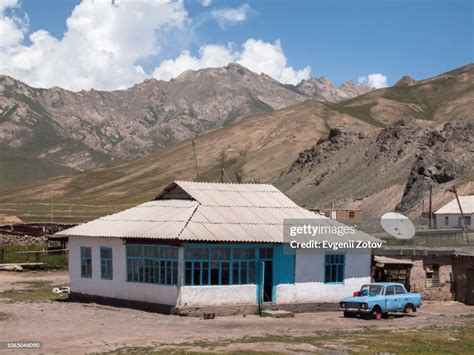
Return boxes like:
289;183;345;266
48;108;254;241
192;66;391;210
293;77;372;103
332;63;474;126
0;100;376;206
0;143;77;189
0;64;307;169
276;118;474;220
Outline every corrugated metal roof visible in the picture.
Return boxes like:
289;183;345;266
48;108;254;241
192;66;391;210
56;181;380;244
374;256;414;266
434;196;474;214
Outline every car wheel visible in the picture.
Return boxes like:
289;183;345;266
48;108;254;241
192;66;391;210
371;308;382;320
404;304;413;314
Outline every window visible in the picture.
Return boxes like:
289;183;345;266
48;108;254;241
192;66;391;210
349;211;355;219
465;216;471;226
184;246;260;286
126;245;178;285
394;285;406;294
385;286;395;295
324;254;345;283
81;247;92;278
444;216;449;225
100;247;113;280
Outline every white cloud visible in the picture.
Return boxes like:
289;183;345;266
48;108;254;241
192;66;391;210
0;0;28;48
358;73;388;88
0;0;188;90
200;0;212;6
0;0;310;90
152;39;310;85
211;3;251;27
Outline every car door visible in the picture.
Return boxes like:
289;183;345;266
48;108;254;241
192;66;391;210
384;286;398;312
394;285;408;310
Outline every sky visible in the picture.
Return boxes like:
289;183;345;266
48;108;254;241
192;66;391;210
0;0;472;91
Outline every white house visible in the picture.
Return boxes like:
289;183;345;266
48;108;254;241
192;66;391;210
434;196;474;231
57;181;381;315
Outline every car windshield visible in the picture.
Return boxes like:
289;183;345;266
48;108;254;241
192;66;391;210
359;284;384;296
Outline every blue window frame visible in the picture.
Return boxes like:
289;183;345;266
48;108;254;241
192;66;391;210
184;246;259;286
80;247;92;278
126;245;178;285
100;247;113;280
324;254;345;283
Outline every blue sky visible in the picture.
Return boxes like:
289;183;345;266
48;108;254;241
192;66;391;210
1;0;472;90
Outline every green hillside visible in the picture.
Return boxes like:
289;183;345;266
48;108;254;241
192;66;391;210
0;143;78;189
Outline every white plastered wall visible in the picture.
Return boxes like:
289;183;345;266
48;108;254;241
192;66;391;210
69;236;179;305
178;285;257;307
435;213;473;230
276;248;371;303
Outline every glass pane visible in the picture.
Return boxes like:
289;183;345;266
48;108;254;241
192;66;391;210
221;262;230;285
247;249;255;259
211;248;222;259
233;262;239;284
240;262;248;284
172;262;178;285
193;261;201;285
325;266;330;283
202;262;209;285
166;261;172;284
233;249;240;259
210;262;219;285
185;262;192;285
337;265;343;282
248;262;255;283
127;259;132;281
160;261;166;284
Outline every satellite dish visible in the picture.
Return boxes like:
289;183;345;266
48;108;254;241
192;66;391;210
380;212;416;239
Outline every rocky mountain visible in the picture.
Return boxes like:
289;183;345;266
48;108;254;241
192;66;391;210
0;64;472;223
0;100;373;204
276;118;473;220
333;64;474;126
0;64;308;169
293;77;372;103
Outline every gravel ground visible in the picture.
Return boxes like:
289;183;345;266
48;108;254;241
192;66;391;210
0;271;473;354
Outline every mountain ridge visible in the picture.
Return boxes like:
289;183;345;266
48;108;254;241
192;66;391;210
0;63;373;169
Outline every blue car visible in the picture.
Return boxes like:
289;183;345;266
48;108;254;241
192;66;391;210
339;282;422;320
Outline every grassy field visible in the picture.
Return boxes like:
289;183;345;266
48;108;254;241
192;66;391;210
0;280;68;303
1;244;68;269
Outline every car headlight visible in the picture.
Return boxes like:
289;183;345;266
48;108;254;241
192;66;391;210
361;303;368;309
340;302;346;308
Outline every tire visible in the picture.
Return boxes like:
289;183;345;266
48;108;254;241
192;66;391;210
343;311;355;318
404;304;413;314
370;307;383;320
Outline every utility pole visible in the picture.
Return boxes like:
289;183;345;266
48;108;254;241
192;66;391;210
428;184;433;229
50;198;54;223
451;186;469;244
191;139;199;179
220;169;225;183
235;172;243;184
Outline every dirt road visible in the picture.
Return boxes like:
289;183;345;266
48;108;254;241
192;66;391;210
0;271;473;354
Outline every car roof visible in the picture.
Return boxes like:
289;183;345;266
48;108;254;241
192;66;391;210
364;282;404;287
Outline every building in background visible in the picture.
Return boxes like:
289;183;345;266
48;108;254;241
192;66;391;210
434;196;474;231
57;181;380;315
311;208;362;222
374;248;474;305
